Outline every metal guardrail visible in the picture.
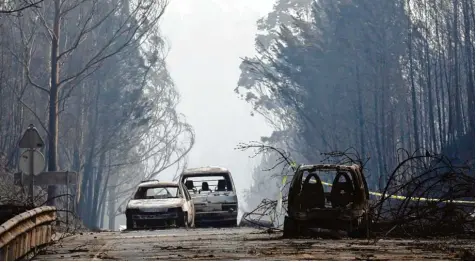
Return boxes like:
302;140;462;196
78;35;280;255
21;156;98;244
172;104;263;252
0;206;57;261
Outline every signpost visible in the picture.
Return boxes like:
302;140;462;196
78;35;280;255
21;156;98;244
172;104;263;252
13;170;78;227
18;124;45;205
17;124;78;226
14;171;78;186
19;150;45;175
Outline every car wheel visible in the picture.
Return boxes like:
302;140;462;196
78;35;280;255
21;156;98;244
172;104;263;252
126;216;134;230
283;216;300;238
226;219;237;227
349;214;373;238
177;212;186;227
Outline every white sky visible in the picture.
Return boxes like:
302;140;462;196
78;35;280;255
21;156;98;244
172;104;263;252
159;0;275;208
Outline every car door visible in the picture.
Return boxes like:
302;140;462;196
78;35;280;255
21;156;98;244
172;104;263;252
186;187;195;224
181;183;194;224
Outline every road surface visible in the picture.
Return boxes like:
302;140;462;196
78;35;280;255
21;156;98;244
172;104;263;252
35;227;474;260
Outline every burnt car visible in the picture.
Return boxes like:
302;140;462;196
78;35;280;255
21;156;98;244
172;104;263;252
125;180;195;230
283;164;370;238
178;167;238;227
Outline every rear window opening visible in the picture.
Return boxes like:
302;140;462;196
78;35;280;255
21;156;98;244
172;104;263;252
302;170;335;193
134;186;181;200
182;173;234;193
301;170;356;208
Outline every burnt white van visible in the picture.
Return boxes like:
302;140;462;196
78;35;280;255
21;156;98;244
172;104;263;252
178;166;238;227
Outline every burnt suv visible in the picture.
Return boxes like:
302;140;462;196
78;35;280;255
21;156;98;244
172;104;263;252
179;167;238;227
283;164;371;238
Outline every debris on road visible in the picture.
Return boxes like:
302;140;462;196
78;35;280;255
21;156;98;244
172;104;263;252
33;228;475;261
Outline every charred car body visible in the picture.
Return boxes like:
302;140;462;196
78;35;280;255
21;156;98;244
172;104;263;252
125;180;195;230
283;164;370;238
179;167;238;227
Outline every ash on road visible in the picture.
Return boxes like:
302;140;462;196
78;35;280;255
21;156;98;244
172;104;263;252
35;227;474;260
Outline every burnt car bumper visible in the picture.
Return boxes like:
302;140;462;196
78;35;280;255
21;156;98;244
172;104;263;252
195;211;237;223
290;208;366;231
293;208;365;220
126;208;185;229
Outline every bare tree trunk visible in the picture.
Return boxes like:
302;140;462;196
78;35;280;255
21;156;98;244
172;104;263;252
452;0;463;138
99;196;106;229
389;104;396;168
47;0;61;206
462;0;474;135
108;183;117;231
434;60;443;151
399;109;406;150
356;64;366;158
374;88;383;189
91;149;106;227
407;2;420;153
79;85;101;227
445;15;454;146
424;4;436;152
433;0;448;148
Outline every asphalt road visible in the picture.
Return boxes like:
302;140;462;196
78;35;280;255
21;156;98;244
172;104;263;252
35;227;474;260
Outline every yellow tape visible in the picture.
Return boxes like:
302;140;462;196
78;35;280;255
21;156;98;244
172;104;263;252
278;162;473;205
320;181;475;204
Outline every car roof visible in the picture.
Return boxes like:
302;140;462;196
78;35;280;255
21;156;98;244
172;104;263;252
181;166;230;175
138;180;179;188
298;164;361;172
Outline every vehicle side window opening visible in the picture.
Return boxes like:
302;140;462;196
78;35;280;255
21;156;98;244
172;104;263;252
217;180;226;191
330;171;354;208
299;170;356;208
201;182;209;191
302;171;331;192
300;172;326;209
182;174;234;193
133;186;181;200
185;180;194;190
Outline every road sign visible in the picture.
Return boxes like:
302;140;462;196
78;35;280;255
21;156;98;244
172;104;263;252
18;149;45;175
19;124;44;149
14;171;78;186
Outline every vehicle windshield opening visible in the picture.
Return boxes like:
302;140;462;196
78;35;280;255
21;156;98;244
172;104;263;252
301;170;350;193
134;186;181;199
181;173;234;193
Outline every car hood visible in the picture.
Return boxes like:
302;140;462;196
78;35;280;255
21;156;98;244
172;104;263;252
127;198;184;209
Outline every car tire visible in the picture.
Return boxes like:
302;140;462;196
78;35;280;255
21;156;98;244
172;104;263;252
177;212;186;227
349;214;373;238
226;219;237;227
126;216;134;230
283;216;300;238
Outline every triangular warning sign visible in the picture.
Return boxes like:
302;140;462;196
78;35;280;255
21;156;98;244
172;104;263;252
19;126;44;148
